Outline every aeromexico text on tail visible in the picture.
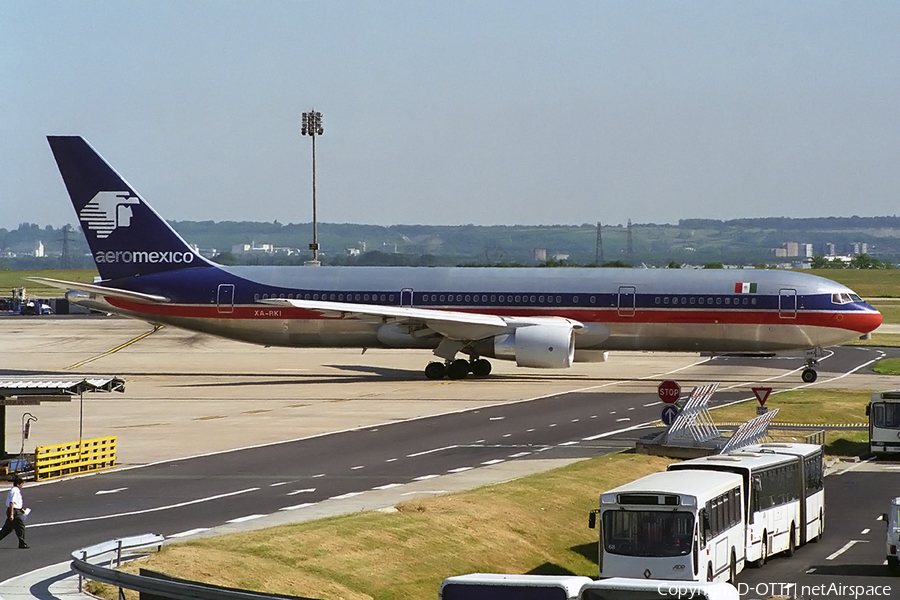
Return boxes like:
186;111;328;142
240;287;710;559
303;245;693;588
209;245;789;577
35;136;882;382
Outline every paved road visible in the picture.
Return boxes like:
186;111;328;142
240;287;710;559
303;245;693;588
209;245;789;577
0;317;897;588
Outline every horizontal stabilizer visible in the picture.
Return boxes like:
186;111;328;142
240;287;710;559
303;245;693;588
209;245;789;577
27;277;170;304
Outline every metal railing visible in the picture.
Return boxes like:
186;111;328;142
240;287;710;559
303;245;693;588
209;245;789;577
71;533;318;600
36;435;116;481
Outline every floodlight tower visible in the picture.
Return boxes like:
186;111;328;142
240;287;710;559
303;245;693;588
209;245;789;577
301;110;324;265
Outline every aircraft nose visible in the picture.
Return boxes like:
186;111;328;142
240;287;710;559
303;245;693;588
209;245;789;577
844;308;883;334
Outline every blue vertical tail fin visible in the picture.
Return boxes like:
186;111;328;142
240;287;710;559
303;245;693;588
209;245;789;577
47;136;210;281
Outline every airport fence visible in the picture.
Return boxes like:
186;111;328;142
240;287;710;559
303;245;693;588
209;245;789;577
35;435;117;481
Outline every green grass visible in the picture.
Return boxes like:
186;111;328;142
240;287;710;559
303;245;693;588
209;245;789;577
873;358;900;375
805;269;900;299
0;268;98;298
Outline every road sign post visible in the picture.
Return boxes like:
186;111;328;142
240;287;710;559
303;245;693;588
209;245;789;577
657;380;681;404
752;387;772;414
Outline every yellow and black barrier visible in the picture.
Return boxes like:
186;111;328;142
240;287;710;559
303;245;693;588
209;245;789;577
35;436;117;481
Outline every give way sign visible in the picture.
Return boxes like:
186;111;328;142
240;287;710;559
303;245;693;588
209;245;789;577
657;380;681;404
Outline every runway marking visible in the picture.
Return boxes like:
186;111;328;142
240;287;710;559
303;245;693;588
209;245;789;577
65;325;163;370
806;567;817;574
330;491;364;500
414;474;440;481
30;487;260;528
95;488;127;495
489;416;505;421
228;514;266;524
643;402;659;407
826;540;869;560
386;458;398;462
312;473;325;478
373;483;403;490
407;445;458;457
269;482;291;487
351;465;364;470
448;467;473;473
549;423;557;427
170;528;210;538
559;441;579;446
280;503;316;511
526;428;535;432
616;418;631;422
861;528;870;534
482;459;504;465
508;452;531;458
287;488;316;495
627;407;635;411
503;433;512;438
571;419;580;422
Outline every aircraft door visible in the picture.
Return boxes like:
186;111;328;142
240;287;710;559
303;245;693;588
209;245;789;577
400;288;414;307
217;283;235;313
617;286;636;317
779;288;797;319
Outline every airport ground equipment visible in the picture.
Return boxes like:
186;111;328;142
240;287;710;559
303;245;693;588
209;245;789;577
35;435;116;481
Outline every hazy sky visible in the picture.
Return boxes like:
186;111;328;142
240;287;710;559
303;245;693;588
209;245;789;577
2;2;898;229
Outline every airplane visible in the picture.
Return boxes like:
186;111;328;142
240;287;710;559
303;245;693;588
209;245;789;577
33;136;882;383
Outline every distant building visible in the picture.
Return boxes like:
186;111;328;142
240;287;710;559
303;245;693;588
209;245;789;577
533;248;547;262
34;241;44;258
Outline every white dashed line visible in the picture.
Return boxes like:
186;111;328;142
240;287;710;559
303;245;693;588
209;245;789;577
374;483;403;490
414;474;440;481
280;503;316;511
489;416;505;421
351;465;364;470
330;491;364;500
386;458;398;462
287;488;316;495
228;514;266;524
616;418;631;422
269;482;290;487
169;528;210;538
447;467;474;473
312;473;325;478
482;459;505;465
826;540;868;560
508;452;531;458
559;441;579;446
407;445;458;457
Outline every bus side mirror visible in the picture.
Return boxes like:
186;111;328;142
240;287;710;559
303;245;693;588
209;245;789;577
883;513;889;525
866;405;871;416
589;509;599;529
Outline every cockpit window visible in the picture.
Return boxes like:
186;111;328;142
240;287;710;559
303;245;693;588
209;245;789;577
832;293;857;304
850;293;862;302
831;293;842;304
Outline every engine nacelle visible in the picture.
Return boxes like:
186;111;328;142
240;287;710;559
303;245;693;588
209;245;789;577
489;324;576;369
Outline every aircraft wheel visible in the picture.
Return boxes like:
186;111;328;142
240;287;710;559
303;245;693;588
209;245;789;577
470;359;492;377
446;359;470;380
801;368;818;383
424;362;446;380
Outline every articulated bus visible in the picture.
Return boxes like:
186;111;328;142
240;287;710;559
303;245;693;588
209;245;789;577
866;390;900;457
589;470;745;583
668;442;825;566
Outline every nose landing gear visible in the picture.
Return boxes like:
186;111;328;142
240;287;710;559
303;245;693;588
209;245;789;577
801;349;820;383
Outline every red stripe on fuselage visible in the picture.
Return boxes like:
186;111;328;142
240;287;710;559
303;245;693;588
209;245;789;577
105;298;881;334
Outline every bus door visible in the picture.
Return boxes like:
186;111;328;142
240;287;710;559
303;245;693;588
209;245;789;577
400;287;414;307
217;283;235;314
617;286;636;317
779;288;797;319
797;457;808;544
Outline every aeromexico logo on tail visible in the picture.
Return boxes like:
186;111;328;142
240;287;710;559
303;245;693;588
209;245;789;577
80;191;195;265
79;191;140;239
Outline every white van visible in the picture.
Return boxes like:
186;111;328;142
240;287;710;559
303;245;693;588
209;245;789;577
884;497;900;574
439;573;593;600
579;578;739;600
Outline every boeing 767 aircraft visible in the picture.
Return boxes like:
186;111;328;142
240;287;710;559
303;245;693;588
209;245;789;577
33;136;882;382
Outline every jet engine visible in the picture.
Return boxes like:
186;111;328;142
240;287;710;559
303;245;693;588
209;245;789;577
478;323;576;369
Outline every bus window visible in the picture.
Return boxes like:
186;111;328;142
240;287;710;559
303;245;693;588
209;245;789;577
602;510;693;557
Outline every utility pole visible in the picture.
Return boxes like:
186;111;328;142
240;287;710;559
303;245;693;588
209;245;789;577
301;110;324;265
595;221;604;266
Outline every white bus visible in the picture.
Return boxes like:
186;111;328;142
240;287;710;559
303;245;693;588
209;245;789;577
589;470;745;583
439;574;593;600
578;578;739;600
668;442;825;566
867;390;900;457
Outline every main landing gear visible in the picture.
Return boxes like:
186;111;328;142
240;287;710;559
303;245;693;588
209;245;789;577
424;358;493;380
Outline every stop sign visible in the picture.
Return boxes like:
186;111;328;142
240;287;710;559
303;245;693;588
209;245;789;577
657;380;681;404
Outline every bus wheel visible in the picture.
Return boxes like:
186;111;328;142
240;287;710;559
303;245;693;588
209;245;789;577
786;523;796;557
729;550;737;583
754;532;768;567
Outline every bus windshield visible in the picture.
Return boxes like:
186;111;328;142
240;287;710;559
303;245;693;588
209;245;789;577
602;510;694;557
873;403;900;429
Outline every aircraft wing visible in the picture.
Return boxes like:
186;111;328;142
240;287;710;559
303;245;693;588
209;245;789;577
261;298;583;341
27;277;171;304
